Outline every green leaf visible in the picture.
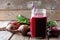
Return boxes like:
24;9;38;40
47;20;57;28
16;14;30;25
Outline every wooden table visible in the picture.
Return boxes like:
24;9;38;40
0;31;60;40
0;21;60;40
0;31;12;40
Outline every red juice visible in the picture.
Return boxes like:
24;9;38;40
30;17;47;38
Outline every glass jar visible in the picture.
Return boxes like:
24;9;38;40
30;2;47;38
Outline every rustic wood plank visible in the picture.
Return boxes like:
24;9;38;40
0;10;30;20
0;21;11;28
29;37;42;40
11;32;29;40
8;33;15;40
49;38;60;40
29;37;60;40
29;36;60;40
0;31;12;40
24;36;30;40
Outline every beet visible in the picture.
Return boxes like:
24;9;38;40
18;25;30;36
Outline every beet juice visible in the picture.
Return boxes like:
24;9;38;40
30;8;47;38
30;17;47;38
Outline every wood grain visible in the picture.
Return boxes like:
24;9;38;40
0;21;60;40
0;21;11;28
11;33;30;40
0;31;12;40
